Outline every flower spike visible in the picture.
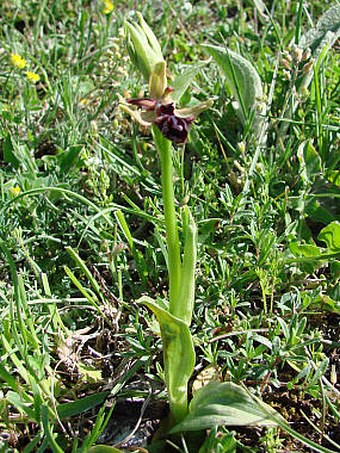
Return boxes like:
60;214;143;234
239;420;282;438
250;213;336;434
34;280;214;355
122;14;212;144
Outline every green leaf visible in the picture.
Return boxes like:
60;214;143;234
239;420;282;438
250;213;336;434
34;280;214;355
297;141;322;183
305;197;337;225
57;391;108;419
77;363;102;382
174;207;197;325
6;391;36;421
3;134;20;168
87;447;124;453
204;45;264;129
59;145;83;173
327;171;340;188
80;403;115;452
0;362;21;392
330;261;340;281
115;210;134;249
300;5;340;57
199;428;237;453
288;239;321;258
318;221;340;253
138;296;195;422
41;405;64;453
171;381;283;433
172;61;209;103
286;234;340;273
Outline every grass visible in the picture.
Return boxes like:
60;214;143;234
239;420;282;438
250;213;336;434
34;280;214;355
0;0;339;451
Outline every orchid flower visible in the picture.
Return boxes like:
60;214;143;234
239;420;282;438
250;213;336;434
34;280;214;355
121;13;212;145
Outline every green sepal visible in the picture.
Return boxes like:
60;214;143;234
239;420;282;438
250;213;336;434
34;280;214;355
149;61;167;99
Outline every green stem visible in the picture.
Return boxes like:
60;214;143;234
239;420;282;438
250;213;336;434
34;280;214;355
152;125;181;311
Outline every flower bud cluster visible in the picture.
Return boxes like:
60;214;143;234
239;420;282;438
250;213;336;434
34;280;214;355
281;45;314;81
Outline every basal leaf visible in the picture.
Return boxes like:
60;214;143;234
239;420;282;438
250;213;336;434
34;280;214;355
204;44;264;130
171;381;282;433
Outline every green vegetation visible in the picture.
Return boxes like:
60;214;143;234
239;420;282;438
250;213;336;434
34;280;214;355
0;1;339;452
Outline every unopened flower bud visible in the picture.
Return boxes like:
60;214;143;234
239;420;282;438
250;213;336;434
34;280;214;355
302;48;311;62
282;58;291;70
283;69;291;80
302;59;314;75
125;13;165;83
237;141;246;154
292;45;303;63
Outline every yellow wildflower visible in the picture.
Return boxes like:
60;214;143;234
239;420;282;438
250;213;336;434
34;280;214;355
10;53;27;69
26;71;40;83
11;186;21;197
102;0;114;14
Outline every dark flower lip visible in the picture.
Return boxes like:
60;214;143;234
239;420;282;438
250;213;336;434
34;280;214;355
155;110;194;144
127;97;195;144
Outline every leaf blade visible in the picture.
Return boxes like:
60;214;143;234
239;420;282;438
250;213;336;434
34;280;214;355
138;296;195;421
171;381;282;432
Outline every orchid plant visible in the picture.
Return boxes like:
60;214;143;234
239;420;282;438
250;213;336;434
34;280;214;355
117;11;289;450
121;12;211;425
